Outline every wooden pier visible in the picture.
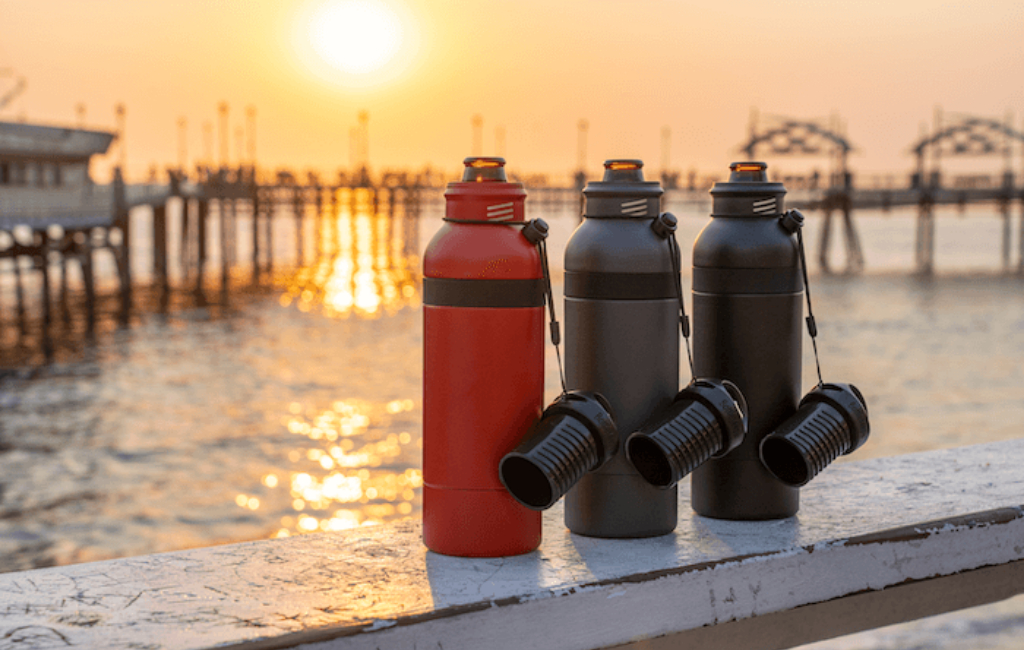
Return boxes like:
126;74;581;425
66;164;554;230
740;112;1024;275
1;120;426;363
784;180;1024;275
5;112;1024;362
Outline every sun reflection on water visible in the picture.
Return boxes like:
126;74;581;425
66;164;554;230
230;188;423;540
278;187;420;319
238;397;422;538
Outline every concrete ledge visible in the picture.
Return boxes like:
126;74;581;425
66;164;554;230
1;439;1022;650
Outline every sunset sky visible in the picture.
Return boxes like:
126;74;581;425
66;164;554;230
2;0;1022;182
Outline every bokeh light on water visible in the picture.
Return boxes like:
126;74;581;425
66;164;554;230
241;397;424;538
259;187;423;538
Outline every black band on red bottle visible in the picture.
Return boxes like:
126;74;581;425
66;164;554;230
423;277;545;308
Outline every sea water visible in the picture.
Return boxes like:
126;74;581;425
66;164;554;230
0;195;1022;648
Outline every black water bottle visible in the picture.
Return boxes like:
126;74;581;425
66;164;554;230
563;160;679;537
690;162;802;520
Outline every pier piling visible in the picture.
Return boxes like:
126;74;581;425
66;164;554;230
80;230;96;332
841;200;865;272
294;186;305;267
154;203;169;294
114;171;132;324
13;252;26;334
180;197;192;283
58;234;71;326
251;187;261;285
818;209;833;273
915;196;936;275
38;231;53;358
196;198;208;297
1000;199;1012;270
258;190;270;276
315;184;324;262
1019;201;1024;275
219;199;231;295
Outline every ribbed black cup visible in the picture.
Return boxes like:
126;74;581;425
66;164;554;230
759;383;870;487
499;392;617;511
626;379;747;489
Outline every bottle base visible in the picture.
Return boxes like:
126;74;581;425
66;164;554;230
565;472;677;538
691;458;799;521
423;484;541;557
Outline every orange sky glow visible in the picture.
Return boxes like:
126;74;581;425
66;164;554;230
2;0;1022;182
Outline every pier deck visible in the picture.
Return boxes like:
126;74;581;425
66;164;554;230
0;439;1021;649
785;185;1023;211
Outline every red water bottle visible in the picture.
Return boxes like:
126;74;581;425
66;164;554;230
422;157;544;556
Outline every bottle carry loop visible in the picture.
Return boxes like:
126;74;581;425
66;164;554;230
651;213;694;377
779;209;824;387
522;219;567;395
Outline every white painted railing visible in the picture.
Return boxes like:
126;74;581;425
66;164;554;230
1;439;1022;650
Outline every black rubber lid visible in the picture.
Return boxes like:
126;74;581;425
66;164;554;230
800;383;871;453
545;391;619;467
679;379;748;458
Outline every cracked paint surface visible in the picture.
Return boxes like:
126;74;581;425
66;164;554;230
0;439;1022;650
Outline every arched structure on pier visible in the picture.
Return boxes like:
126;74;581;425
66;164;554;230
908;113;1024;274
739;115;864;274
911;116;1024;162
740;119;853;177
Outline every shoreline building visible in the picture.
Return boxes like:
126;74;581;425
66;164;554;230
0;120;116;230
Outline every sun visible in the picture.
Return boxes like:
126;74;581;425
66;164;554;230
308;0;403;75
